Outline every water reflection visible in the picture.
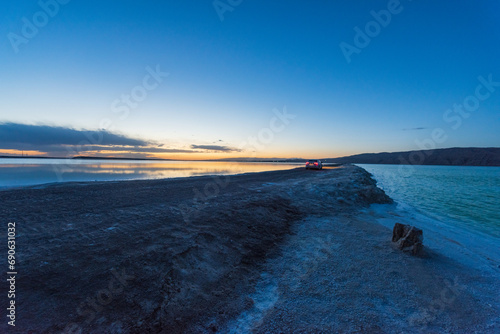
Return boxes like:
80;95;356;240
0;159;302;188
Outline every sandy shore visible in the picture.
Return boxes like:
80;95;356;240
0;165;498;333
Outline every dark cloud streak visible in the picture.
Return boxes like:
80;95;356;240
402;127;428;131
0;123;242;157
0;123;195;156
190;144;241;152
0;122;149;147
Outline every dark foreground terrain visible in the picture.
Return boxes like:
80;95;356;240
1;165;498;333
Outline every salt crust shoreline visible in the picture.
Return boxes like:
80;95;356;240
0;165;498;333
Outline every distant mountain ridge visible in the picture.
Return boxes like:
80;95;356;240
1;147;499;166
323;147;500;166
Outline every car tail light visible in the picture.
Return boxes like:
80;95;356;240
314;162;318;165
306;162;309;165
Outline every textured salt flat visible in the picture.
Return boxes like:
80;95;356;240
0;165;497;333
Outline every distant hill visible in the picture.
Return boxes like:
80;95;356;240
1;148;498;166
323;147;500;166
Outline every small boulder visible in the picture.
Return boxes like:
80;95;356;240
392;223;423;255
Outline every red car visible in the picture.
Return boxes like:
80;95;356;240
305;160;322;170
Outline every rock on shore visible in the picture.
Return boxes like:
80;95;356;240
392;223;424;255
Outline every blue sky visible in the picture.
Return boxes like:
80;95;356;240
1;0;499;159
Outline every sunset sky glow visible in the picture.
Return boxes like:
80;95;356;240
1;1;499;159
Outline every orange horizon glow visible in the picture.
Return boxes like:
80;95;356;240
0;149;350;161
80;151;302;160
0;149;48;156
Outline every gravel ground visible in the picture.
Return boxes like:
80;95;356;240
222;211;499;333
0;165;497;333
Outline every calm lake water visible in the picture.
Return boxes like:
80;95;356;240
358;164;500;238
0;158;301;189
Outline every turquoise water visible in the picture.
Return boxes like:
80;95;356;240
358;164;500;238
0;158;301;189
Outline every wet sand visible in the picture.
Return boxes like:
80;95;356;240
0;165;498;333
